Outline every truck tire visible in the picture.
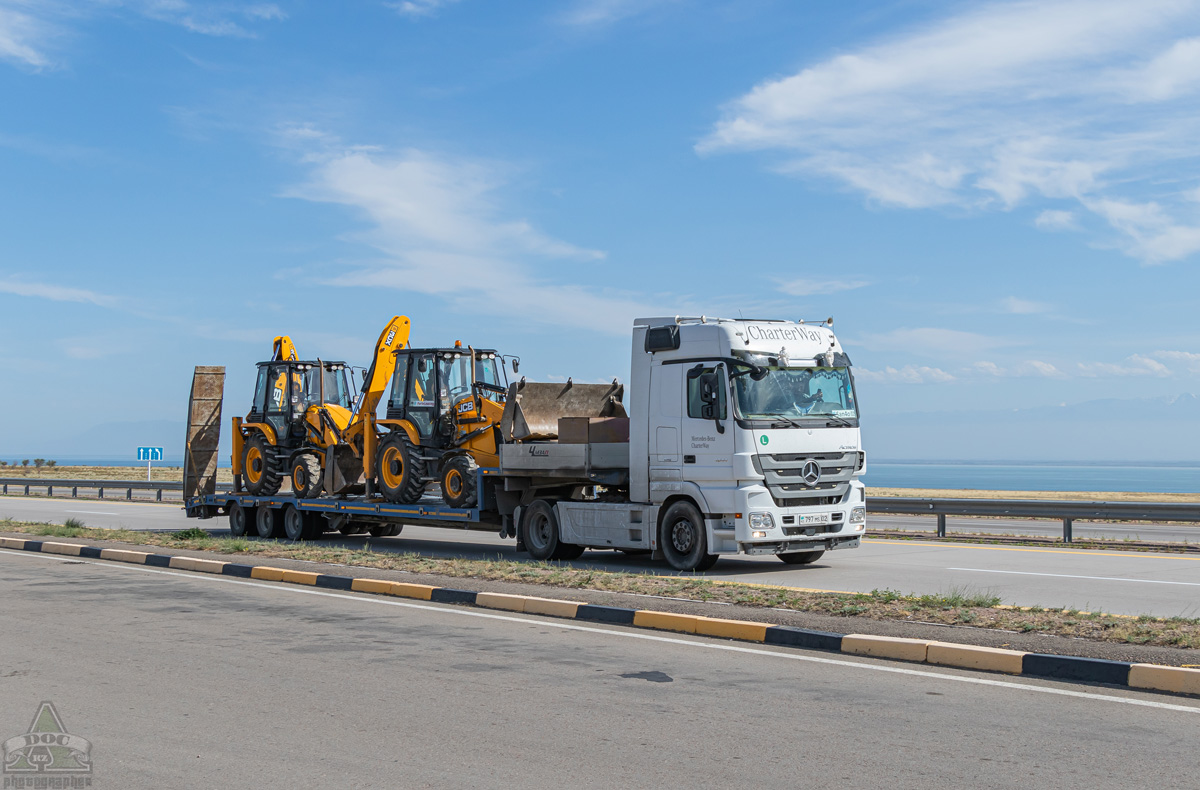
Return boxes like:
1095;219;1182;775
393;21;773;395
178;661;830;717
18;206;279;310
660;500;718;572
440;455;478;508
290;454;324;499
368;524;402;537
520;500;584;561
778;549;825;565
228;502;248;537
377;433;426;504
243;434;282;495
282;501;312;537
255;503;283;539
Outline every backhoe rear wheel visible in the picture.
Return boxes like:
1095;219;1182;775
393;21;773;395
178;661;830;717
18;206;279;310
243;434;282;495
291;454;323;498
440;455;478;508
377;432;426;504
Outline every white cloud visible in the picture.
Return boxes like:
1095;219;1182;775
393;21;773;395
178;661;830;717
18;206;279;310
385;0;461;18
998;296;1051;315
1154;350;1200;373
0;278;116;306
1034;209;1077;231
971;359;1064;378
0;3;56;68
559;0;675;28
777;277;870;296
853;327;1006;356
855;365;954;384
1076;353;1171;377
0;1;285;68
700;0;1200;263
283;134;661;333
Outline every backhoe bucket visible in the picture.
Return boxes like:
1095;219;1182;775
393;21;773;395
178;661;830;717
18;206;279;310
501;378;627;442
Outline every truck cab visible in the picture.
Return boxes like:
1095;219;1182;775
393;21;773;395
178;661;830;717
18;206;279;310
630;317;865;563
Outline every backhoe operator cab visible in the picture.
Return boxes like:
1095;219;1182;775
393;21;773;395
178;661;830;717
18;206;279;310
237;359;353;496
376;345;508;508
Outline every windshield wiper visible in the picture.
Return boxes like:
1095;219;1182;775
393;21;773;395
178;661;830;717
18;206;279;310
769;417;804;428
824;415;854;427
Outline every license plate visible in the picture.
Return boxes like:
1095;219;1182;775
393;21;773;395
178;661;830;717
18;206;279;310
796;513;831;525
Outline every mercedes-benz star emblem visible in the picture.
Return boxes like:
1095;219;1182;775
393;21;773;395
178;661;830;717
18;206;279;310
801;460;821;486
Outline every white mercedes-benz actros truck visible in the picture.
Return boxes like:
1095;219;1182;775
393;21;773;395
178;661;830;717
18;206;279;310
188;315;866;573
500;316;866;571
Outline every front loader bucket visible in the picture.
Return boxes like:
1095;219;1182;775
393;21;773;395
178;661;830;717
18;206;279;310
501;378;626;441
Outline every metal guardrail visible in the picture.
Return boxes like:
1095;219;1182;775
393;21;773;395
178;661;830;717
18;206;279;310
869;497;1200;542
0;478;232;502
4;479;1198;543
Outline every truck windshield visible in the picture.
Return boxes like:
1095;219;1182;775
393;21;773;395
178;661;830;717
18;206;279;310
733;366;858;422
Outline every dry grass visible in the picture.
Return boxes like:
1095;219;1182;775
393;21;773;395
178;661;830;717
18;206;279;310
5;518;1198;650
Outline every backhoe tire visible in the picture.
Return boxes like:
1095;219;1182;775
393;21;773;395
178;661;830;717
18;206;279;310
228;502;248;537
440;455;479;508
520;500;585;561
290;454;323;499
243;434;282;495
377;433;426;504
255;504;283;539
660;500;717;572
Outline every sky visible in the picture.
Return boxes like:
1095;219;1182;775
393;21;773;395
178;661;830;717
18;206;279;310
3;0;1200;463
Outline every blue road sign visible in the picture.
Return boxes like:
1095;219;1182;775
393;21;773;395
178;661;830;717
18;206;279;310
137;447;164;462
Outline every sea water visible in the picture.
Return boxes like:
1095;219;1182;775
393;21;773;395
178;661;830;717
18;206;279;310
864;461;1200;493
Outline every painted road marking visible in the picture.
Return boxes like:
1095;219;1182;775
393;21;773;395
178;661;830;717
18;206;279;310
1;548;1197;715
866;538;1200;561
64;510;122;516
949;567;1200;587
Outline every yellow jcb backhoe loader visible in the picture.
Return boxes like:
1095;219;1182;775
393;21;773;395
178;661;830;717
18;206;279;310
375;342;625;509
232;317;411;503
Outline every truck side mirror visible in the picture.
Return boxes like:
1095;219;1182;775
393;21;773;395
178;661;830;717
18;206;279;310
512;359;520;373
698;371;725;434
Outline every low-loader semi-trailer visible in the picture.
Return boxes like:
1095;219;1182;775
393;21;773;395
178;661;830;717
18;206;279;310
184;316;866;571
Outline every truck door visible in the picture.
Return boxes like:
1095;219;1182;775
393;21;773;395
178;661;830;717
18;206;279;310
681;362;736;489
264;363;292;443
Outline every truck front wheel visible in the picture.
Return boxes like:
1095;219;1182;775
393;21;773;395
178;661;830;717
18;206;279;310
521;500;584;561
660;501;718;572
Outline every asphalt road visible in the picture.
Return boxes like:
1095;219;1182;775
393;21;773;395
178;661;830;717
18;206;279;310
1;549;1196;789
4;496;1200;617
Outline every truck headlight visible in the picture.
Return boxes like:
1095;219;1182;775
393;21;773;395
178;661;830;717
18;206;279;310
748;512;775;530
850;507;865;524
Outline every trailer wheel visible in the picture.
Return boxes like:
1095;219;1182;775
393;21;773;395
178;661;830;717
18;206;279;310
228;502;248;537
660;500;718;572
368;524;403;538
377;433;426;504
291;454;323;499
440;455;478;508
255;504;283;539
243;434;282;495
283;504;310;541
777;549;824;565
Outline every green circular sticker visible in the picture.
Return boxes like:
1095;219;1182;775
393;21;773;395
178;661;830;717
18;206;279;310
759;435;769;446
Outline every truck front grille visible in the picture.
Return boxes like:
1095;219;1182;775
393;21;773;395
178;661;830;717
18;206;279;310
753;451;856;508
